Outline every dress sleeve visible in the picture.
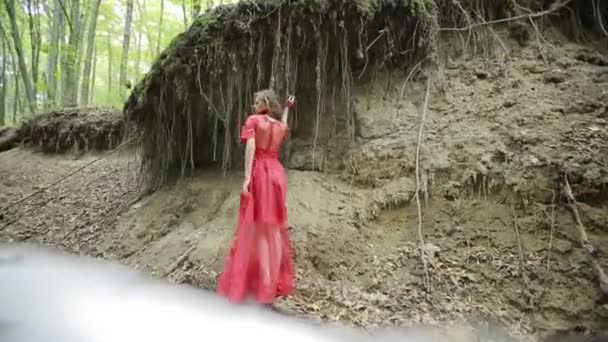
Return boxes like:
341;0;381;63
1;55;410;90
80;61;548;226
240;115;256;144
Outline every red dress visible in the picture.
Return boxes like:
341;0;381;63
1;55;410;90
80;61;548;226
217;113;294;304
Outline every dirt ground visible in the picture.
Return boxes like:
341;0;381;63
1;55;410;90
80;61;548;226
1;32;607;340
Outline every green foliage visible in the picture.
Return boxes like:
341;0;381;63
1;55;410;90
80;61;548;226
191;11;220;29
0;0;240;122
411;0;431;15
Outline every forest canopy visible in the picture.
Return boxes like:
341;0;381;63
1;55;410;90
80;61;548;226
0;0;238;126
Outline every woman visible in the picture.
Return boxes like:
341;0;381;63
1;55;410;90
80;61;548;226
217;89;296;304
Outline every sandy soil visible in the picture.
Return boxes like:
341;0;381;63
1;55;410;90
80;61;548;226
1;32;607;340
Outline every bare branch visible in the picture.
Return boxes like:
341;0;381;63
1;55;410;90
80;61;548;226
440;0;572;32
562;175;608;295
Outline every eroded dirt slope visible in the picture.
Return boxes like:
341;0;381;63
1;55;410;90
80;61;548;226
1;32;607;340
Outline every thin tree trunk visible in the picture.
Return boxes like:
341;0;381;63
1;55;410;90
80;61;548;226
80;0;101;105
140;0;155;59
156;0;164;56
135;30;142;78
89;42;96;104
61;0;81;107
0;35;6;126
76;0;89;103
107;33;112;95
26;0;42;100
13;66;19;122
57;15;67;104
135;0;143;78
47;0;64;107
181;0;188;29
3;0;36;113
17;90;23;114
2;26;18;123
119;0;134;98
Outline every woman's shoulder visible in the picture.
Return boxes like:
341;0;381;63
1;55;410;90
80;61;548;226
244;114;263;125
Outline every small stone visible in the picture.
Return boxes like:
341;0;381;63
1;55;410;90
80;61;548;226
554;240;573;254
503;99;517;108
475;69;489;79
544;69;567;84
527;64;547;74
529;156;541;166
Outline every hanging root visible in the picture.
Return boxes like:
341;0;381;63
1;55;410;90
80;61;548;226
124;0;606;190
17;108;124;154
546;190;556;274
512;206;531;288
562;175;608;295
414;69;433;293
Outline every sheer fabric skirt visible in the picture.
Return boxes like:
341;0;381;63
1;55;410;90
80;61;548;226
217;157;294;303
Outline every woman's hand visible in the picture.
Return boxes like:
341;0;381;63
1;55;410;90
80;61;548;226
286;95;296;109
242;176;251;192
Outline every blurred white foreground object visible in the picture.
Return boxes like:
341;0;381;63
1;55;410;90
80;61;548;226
0;243;359;342
3;243;586;342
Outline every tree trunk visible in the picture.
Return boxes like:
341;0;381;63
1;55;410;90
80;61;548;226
3;0;36;113
13;66;19;122
107;33;112;94
0;34;6;126
76;0;90;103
26;0;42;100
135;0;143;79
48;0;64;107
80;0;102;106
61;0;81;107
156;0;164;56
182;0;188;29
119;0;134;98
90;42;96;104
135;29;142;78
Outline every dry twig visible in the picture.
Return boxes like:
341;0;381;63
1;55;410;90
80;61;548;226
163;245;197;277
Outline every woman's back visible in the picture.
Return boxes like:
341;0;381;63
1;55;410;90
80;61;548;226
247;114;288;155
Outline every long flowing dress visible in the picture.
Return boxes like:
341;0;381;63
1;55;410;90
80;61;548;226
217;113;294;304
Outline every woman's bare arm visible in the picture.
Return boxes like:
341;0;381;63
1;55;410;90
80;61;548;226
282;95;295;126
244;138;255;181
281;107;289;126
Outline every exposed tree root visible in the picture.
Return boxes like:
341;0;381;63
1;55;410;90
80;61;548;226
0;127;19;153
562;175;608;295
414;70;433;293
17;108;125;154
512;206;531;288
124;0;607;190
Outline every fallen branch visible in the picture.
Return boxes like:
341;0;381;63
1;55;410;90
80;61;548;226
440;0;572;32
0;136;135;219
562;175;608;295
414;70;432;293
163;245;197;277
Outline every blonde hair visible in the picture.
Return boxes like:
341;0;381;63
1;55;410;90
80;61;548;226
255;89;282;120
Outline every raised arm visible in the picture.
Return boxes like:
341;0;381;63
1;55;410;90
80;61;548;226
282;95;295;126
